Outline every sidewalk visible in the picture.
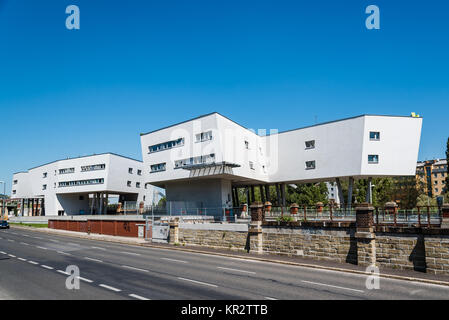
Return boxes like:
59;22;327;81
10;224;449;286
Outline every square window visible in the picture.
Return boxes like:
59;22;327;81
368;155;379;164
370;131;380;141
305;140;315;149
128;168;133;174
127;181;131;187
305;161;316;170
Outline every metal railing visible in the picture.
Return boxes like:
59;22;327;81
374;206;442;227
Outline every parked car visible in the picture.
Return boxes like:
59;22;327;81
0;220;9;229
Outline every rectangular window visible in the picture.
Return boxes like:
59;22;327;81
174;154;215;169
136;182;141;188
195;131;213;142
369;131;380;141
150;163;166;173
137;169;142;176
81;164;106;172
249;161;255;170
42;184;47;190
12;190;16;195
305;160;316;170
244;141;249;149
148;138;184;154
127;181;132;187
59;168;75;174
13;180;18;185
368;154;379;164
305;140;315;149
58;178;104;187
43;173;47;178
128;168;133;174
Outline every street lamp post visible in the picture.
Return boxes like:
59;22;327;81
0;181;5;219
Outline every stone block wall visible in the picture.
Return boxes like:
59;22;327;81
178;228;248;251
262;226;357;264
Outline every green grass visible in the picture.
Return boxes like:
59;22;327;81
9;222;48;228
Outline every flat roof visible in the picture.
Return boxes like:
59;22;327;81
16;152;142;173
140;112;422;137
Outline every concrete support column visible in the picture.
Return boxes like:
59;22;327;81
169;218;180;245
355;203;376;267
347;177;354;210
105;193;109;214
336;178;345;208
264;185;270;203
441;204;449;228
250;186;255;203
248;202;264;254
90;194;94;215
281;184;286;208
366;177;373;204
99;193;104;215
260;185;266;204
276;184;281;207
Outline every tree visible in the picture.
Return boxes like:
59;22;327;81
286;183;328;206
416;194;437;207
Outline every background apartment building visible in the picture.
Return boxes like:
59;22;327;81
416;159;448;197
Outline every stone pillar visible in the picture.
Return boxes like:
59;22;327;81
355;203;376;267
441;204;449;229
248;202;264;254
169;218;180;244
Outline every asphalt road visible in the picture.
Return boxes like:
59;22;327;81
1;227;449;300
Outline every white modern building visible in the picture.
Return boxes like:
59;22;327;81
11;153;155;216
140;112;422;215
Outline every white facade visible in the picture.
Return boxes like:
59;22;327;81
140;113;422;212
11;153;155;216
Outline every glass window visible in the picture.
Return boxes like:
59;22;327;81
370;131;380;141
129;168;133;174
137;170;142;176
148;138;184;153
136;182;141;188
305;160;316;170
305;140;315;149
368;155;379;164
249;161;255;170
127;181;131;187
150;163;166;173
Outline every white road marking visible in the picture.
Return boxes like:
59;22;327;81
41;265;54;270
161;257;187;264
68;242;80;246
18;258;27;261
84;257;103;263
217;266;256;274
77;276;93;283
0;251;6;254
129;294;150;300
49;239;60;243
20;242;30;245
7;239;14;242
177;277;218;288
121;265;149;273
301;280;364;293
57;251;71;256
36;246;48;250
33;237;43;240
57;270;70;275
28;261;39;265
120;251;141;256
91;246;106;251
265;297;278;300
7;254;16;258
99;284;121;292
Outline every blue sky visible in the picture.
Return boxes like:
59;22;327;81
0;0;448;194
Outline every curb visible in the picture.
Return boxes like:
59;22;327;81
10;225;449;287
